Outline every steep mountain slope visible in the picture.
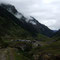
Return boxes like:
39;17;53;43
0;6;34;40
0;3;51;42
27;17;54;37
0;3;38;37
0;3;54;37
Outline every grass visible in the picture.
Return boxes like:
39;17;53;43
13;48;30;60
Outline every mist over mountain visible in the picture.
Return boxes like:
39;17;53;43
0;3;54;37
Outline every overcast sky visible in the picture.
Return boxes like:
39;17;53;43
0;0;60;30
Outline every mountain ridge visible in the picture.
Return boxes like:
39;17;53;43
0;3;54;37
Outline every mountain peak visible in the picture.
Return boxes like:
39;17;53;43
0;3;17;14
0;3;24;19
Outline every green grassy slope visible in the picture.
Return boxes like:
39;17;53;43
0;16;34;40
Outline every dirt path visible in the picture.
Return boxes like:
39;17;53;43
0;48;8;60
0;48;15;60
8;48;15;60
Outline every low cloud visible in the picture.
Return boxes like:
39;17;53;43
0;0;60;30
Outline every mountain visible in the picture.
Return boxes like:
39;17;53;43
0;3;48;41
52;30;60;41
53;30;60;37
0;3;54;37
27;17;54;37
0;4;34;40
